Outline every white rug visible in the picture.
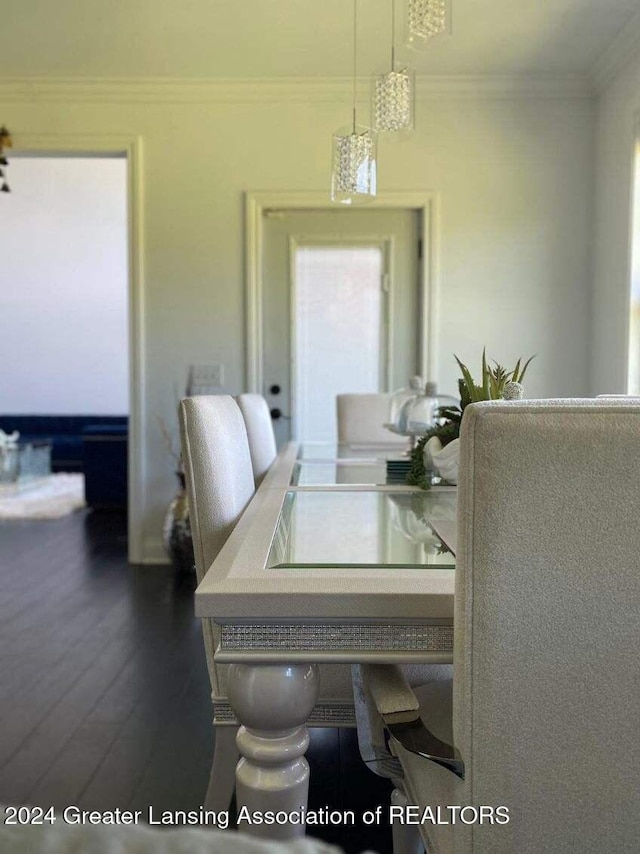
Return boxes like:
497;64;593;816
0;473;86;520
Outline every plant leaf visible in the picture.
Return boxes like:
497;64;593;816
454;355;477;404
515;355;536;383
481;348;490;398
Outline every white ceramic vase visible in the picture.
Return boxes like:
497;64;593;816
424;436;460;484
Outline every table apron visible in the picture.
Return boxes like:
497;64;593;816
215;621;453;664
214;649;453;664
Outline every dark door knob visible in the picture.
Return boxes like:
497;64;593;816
269;384;281;396
270;408;282;420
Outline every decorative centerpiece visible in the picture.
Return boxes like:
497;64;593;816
162;470;195;575
406;351;534;489
156;414;195;575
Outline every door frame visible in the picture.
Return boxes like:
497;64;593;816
245;190;440;395
12;133;145;564
625;115;640;393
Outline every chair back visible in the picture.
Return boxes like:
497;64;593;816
454;399;640;851
336;393;406;446
179;396;255;698
235;393;277;486
180;395;255;583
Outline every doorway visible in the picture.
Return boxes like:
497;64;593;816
257;206;425;444
1;143;144;562
5;147;145;563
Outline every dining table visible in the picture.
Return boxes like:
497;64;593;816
194;441;457;838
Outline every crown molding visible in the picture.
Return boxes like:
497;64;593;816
416;74;590;99
591;9;640;94
0;77;349;104
0;73;591;105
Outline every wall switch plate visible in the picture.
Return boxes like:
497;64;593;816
188;363;224;394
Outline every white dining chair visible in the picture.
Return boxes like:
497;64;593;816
180;395;255;811
235;393;277;486
358;398;640;853
180;395;357;812
336;393;408;447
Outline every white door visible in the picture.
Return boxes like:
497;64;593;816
261;208;422;444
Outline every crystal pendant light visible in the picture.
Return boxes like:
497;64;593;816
373;0;415;136
331;0;377;204
405;0;452;50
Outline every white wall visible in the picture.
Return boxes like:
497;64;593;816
410;97;593;401
592;54;640;394
0;84;594;560
0;156;128;414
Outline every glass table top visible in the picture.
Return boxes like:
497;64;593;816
267;489;457;570
291;460;390;486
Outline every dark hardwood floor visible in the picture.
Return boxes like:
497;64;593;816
0;510;392;852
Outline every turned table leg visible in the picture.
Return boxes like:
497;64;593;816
227;662;319;840
391;788;425;854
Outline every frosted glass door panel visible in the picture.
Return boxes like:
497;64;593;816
295;247;383;443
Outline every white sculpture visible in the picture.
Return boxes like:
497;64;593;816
0;429;20;474
0;429;19;448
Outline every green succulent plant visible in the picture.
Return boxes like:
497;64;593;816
455;350;534;408
406;350;534;489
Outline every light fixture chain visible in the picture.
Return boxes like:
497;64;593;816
352;0;358;131
391;0;396;70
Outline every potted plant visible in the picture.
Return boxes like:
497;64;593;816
406;350;534;489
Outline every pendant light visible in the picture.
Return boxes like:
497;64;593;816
331;0;377;204
373;0;415;136
405;0;452;50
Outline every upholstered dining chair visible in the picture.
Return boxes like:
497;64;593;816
358;399;640;853
235;393;277;486
180;395;255;810
336;393;408;447
180;395;356;811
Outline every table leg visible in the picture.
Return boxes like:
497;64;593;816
227;662;319;840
